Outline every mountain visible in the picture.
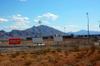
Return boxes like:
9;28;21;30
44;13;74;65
0;25;65;39
0;25;100;39
73;30;100;35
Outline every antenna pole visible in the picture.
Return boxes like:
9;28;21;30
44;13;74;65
38;20;42;26
86;12;90;44
64;27;66;32
99;21;100;29
38;20;42;37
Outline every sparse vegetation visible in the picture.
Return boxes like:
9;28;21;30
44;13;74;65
0;38;99;66
0;47;99;66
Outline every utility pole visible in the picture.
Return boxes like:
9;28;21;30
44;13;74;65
38;20;42;37
99;21;100;29
64;27;66;33
38;20;42;26
86;12;90;44
98;21;100;32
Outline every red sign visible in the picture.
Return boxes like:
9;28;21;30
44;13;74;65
9;38;21;45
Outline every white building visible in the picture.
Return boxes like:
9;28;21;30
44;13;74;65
32;37;45;46
53;34;63;42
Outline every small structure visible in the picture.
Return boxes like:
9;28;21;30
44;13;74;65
53;34;63;42
26;37;32;40
94;42;100;46
52;34;63;47
94;40;100;46
9;38;21;45
43;36;53;41
32;37;45;46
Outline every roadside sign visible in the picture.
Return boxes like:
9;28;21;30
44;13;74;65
32;38;43;43
9;38;21;45
54;37;63;41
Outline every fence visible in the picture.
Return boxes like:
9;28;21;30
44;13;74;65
0;38;99;53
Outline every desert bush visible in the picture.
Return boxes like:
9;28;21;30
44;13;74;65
10;52;20;58
64;50;68;56
51;50;56;53
48;56;58;64
56;48;62;52
24;61;32;66
91;37;98;42
34;48;50;55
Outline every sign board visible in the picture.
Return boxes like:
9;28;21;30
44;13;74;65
54;36;63;42
94;42;100;46
32;38;43;43
9;38;21;45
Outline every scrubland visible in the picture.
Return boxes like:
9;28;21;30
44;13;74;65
0;47;99;66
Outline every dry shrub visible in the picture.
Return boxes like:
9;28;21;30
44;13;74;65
10;52;20;58
0;46;99;66
24;61;32;66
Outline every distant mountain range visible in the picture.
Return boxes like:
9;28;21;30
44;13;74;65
73;30;100;35
0;25;65;39
0;25;100;39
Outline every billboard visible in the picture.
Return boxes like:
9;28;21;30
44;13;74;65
32;38;43;43
9;38;21;45
54;36;63;42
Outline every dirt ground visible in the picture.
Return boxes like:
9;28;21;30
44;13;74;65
0;47;100;66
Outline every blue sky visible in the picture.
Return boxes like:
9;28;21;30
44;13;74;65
0;0;100;32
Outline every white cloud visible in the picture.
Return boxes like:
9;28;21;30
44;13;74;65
10;14;30;30
67;25;79;32
18;0;27;2
90;24;100;31
12;14;29;23
9;26;18;30
34;12;59;24
0;18;8;23
42;12;58;21
52;25;81;32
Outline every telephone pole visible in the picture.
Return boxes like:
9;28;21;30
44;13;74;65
86;12;90;44
99;21;100;29
38;20;42;37
38;20;42;26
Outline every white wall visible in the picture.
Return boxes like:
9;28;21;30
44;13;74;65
32;38;43;43
54;36;63;42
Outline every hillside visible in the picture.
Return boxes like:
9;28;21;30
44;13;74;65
0;25;65;39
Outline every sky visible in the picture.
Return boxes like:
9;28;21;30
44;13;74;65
0;0;100;32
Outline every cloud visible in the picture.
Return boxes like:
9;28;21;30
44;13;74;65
34;12;59;24
18;0;27;2
9;26;18;30
52;25;81;32
42;12;58;21
10;14;30;30
90;24;100;31
0;18;8;23
12;14;29;25
64;25;80;32
12;14;29;23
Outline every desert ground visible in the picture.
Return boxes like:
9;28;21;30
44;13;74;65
0;38;99;66
0;46;99;66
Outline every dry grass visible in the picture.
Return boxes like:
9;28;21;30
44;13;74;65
0;38;99;66
0;47;99;66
